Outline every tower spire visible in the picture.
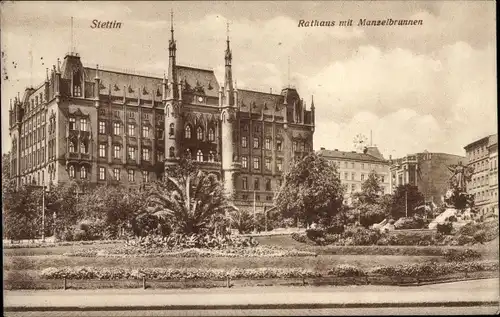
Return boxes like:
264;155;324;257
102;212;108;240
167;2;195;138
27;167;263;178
224;21;234;106
170;9;174;40
168;9;178;98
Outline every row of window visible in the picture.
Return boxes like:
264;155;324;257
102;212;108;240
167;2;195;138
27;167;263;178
241;177;282;191
341;172;385;183
241;156;283;172
20;126;46;150
241;136;283;150
467;145;490;160
240;194;274;202
98;121;164;139
27;92;45;114
98;144;155;161
329;160;386;171
99;108;157;121
184;125;216;141
20;147;46;171
21;112;46;135
69;118;89;131
184;149;217;162
69;141;89;154
20;170;45;186
474;189;498;201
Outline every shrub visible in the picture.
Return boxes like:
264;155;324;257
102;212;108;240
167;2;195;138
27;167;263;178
325;219;345;235
473;230;487;244
443;249;482;262
291;232;308;244
455;234;475;246
394;217;424;230
437;222;453;235
327;264;365;277
458;221;498;242
306;228;325;245
343;226;380;246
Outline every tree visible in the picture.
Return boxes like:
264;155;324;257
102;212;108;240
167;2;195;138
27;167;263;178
274;153;345;227
390;184;425;219
353;170;383;205
3;183;42;240
146;159;234;235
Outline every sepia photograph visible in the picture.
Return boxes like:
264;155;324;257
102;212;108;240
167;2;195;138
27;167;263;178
1;1;498;316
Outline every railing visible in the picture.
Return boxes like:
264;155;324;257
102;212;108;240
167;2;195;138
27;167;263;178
4;271;498;291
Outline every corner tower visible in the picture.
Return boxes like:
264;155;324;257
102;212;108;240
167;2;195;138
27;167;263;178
164;10;182;168
220;25;239;198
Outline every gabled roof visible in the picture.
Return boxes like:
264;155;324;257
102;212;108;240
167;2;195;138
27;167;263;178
317;148;388;164
237;89;286;116
177;66;219;98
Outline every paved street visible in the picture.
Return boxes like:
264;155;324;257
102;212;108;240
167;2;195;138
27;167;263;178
4;279;499;316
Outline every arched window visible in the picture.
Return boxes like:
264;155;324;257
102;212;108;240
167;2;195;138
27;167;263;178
208;128;215;142
169;123;174;136
169;146;175;158
185;125;192;139
197;127;203;140
73;70;82;97
185;149;192;159
69;165;75;178
196;150;204;162
69;141;75;153
80;142;88;154
208;151;215;162
80;166;87;179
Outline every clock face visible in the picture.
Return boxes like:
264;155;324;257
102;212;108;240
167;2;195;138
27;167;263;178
198;96;204;103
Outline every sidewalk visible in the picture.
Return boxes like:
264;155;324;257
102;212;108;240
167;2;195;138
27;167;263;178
4;279;499;311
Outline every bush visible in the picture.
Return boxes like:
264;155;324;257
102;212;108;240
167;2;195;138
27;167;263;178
291;232;308;244
455;234;475;246
394;217;424;230
458;221;499;242
383;230;440;246
443;249;482;262
343;226;380;246
327;264;365;277
437;222;453;235
473;230;487;244
325;219;345;235
306;228;325;245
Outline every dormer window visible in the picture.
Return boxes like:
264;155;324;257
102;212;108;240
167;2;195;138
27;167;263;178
73;70;82;97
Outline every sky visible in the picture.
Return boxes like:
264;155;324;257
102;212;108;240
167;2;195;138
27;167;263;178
1;1;497;159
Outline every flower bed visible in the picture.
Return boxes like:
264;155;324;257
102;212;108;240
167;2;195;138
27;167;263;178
40;266;322;280
327;264;366;277
64;245;317;258
3;239;121;249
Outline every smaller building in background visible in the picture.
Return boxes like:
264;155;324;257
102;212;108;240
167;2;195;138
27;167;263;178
317;146;390;205
389;151;465;205
464;133;498;215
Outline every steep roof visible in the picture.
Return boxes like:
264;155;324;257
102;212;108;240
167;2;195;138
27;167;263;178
237;89;286;116
83;65;220;100
317;148;388;163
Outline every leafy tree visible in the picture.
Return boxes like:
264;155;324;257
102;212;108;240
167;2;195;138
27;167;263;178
390;184;425;219
353;170;383;205
274;153;345;227
358;203;386;228
3;183;42;240
146;159;234;235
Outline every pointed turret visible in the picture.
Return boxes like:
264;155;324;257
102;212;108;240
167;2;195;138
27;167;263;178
224;22;234;106
167;10;178;99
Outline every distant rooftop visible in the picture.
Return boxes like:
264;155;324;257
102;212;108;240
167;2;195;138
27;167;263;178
317;147;388;163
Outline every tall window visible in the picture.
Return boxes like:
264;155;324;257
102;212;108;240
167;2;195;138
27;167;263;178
69;165;75;178
293;141;297;152
242;136;248;148
254;178;260;190
99;144;106;158
113;145;121;159
69;118;76;130
169;147;175;158
157;151;164;162
344;162;348;168
265;179;271;191
344;172;348;180
242;177;248;190
253;157;260;170
142;171;149;183
381;176;385;183
361;174;365;181
80;142;88;154
185;125;192;139
196;150;203;162
351;184;356;192
242;156;248;168
69;141;76;153
169;123;174;136
80;166;87;179
128;169;135;182
99;167;106;180
99;121;106;134
142;126;150;138
142;148;150;161
113;122;120;135
351;173;355;180
253;137;260;149
80;118;88;132
242;124;248;132
208;151;215;162
265;138;271;150
128;146;136;160
276;139;282;151
265;157;271;170
197;127;203;140
208;128;215;142
113;168;120;180
128;124;135;136
277;159;283;172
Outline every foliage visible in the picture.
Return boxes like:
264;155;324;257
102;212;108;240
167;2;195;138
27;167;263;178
352;171;383;206
473;230;487;244
437;222;453;235
389;184;425;219
2;183;42;240
291;233;308;244
124;233;259;250
327;264;366;277
357;203;386;228
274;153;345;227
393;217;425;230
443;249;481;262
342;226;381;246
458;221;498;242
40;266;322;280
146;159;234;235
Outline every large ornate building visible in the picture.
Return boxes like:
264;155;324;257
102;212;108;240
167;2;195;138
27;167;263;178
8;19;315;209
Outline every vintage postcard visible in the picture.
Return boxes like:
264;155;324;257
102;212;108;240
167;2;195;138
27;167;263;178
2;1;498;316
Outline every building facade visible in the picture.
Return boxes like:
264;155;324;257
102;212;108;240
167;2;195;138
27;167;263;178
7;20;315;209
317;146;390;204
464;134;498;215
389;152;465;205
